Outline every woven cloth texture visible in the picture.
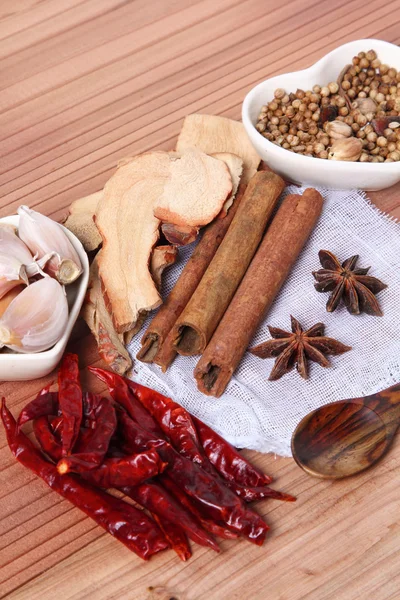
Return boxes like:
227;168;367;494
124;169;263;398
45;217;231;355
128;186;400;457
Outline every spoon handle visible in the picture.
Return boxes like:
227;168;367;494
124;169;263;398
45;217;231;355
362;383;400;430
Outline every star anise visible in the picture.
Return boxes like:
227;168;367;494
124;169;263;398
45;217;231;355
249;315;351;380
312;250;387;316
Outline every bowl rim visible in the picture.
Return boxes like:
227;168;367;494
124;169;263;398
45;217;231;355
242;38;400;171
0;214;89;362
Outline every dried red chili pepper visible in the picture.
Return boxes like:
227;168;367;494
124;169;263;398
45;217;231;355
58;450;167;486
19;391;107;432
1;399;168;560
192;417;273;487
33;419;218;552
122;482;219;551
88;367;163;437
58;353;83;456
152;513;191;561
101;373;286;502
57;395;117;471
91;369;217;474
33;416;62;462
17;391;59;429
50;415;63;437
118;411;269;545
160;476;239;540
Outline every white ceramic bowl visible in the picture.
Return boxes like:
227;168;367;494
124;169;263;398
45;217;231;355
0;216;89;381
242;39;400;190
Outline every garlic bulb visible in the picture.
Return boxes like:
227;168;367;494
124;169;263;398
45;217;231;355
0;277;69;353
18;206;82;285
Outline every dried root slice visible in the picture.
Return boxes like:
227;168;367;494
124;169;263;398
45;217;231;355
64;191;103;252
161;223;199;246
150;245;178;290
122;245;179;346
96;148;232;333
176;114;260;184
211;153;243;216
82;257;132;375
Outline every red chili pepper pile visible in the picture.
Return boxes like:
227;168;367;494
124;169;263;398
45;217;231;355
1;353;295;562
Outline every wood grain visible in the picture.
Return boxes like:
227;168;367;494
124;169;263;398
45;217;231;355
1;0;400;598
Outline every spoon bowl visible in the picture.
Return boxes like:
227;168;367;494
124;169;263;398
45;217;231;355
291;384;400;479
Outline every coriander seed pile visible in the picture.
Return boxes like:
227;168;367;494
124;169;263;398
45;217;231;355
256;50;400;162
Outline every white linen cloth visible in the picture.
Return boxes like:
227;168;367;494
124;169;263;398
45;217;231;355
128;186;400;457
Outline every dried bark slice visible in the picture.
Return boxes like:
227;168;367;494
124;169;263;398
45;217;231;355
176;114;260;184
82;257;132;375
64;191;103;252
96;149;232;333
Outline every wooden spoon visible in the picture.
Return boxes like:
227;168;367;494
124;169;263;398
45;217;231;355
291;383;400;479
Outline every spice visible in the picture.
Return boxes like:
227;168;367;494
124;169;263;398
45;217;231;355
313;250;387;315
118;411;269;545
250;316;351;380
59;451;168;486
58;353;82;456
171;171;285;356
151;514;191;562
195;189;323;397
328;138;363;161
256;50;400;162
137;182;247;369
192;417;272;487
18;205;82;284
57;395;117;471
96;149;234;333
0;278;69;353
6;354;295;561
160;475;240;540
122;482;220;551
92;370;294;501
1;399;168;560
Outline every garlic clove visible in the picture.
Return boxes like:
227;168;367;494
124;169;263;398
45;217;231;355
0;286;24;318
0;277;69;353
0;252;29;299
328;138;363;162
325;120;352;140
17;206;83;284
351;98;377;116
0;224;34;265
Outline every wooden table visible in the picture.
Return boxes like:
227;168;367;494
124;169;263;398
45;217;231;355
1;1;400;598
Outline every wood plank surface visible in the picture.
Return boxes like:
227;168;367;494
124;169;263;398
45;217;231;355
1;1;400;598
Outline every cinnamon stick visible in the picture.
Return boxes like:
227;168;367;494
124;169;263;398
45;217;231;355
194;189;324;397
137;183;247;368
171;171;285;357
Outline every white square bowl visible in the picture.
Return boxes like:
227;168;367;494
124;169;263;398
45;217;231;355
242;38;400;190
0;215;89;381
